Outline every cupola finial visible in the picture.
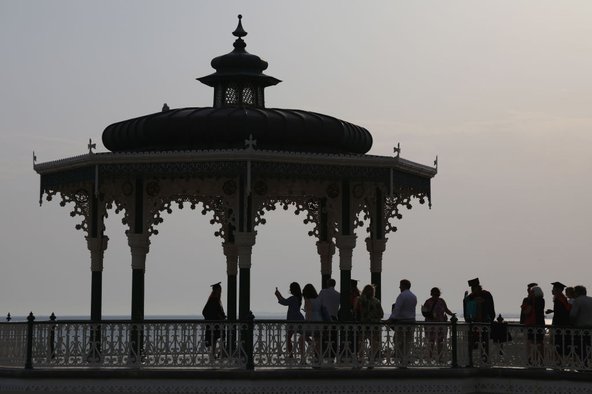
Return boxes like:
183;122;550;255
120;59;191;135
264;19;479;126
233;14;247;38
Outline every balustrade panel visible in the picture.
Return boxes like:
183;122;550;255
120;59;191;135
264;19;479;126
0;319;589;371
0;323;27;367
32;320;248;369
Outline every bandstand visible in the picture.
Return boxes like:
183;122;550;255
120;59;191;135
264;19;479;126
2;15;591;394
33;15;436;326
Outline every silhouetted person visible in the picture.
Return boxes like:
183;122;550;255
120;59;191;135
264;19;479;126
388;279;417;366
275;282;305;358
422;287;454;360
520;282;538;324
302;283;323;361
463;278;495;363
357;284;384;366
521;285;545;365
318;278;340;320
202;282;226;357
318;278;340;359
570;285;592;366
546;281;571;360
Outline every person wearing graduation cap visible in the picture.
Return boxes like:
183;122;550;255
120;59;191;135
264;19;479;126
546;281;571;360
463;278;495;324
463;278;495;363
202;282;227;357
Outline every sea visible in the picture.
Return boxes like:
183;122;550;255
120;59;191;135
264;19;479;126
6;312;548;324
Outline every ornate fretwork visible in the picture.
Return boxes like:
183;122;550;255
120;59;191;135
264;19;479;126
255;197;320;237
383;190;430;235
150;194;234;238
45;187;91;232
101;177;238;239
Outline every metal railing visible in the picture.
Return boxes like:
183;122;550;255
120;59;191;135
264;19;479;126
0;314;590;371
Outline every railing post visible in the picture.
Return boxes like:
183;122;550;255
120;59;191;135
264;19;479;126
245;311;255;370
25;312;35;370
450;315;458;368
467;322;474;368
49;313;56;360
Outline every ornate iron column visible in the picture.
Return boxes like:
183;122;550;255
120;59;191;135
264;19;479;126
87;236;108;321
317;241;335;289
367;187;387;300
335;234;356;320
128;233;150;321
366;238;387;301
235;231;256;320
223;242;238;321
337;180;355;320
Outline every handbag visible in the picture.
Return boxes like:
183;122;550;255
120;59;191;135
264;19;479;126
421;299;438;319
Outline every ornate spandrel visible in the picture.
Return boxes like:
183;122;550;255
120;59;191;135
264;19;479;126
43;185;108;237
251;178;340;241
103;176;238;240
383;188;430;235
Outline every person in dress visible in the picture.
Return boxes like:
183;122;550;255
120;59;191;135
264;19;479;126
275;282;305;358
302;283;323;361
422;287;454;360
202;282;226;357
357;284;384;366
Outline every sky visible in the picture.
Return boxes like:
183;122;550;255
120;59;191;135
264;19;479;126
1;1;591;320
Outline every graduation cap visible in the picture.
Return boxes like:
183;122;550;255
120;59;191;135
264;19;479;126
468;278;480;287
527;282;538;288
211;282;222;289
350;279;358;287
551;282;566;290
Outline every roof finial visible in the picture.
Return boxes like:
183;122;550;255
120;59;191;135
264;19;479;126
233;14;247;38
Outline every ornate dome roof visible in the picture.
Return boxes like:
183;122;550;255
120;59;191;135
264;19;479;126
101;15;373;155
102;107;372;154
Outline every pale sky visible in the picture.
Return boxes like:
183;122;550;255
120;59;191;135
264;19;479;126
1;1;591;319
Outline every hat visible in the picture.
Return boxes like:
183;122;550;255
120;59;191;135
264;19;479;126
551;282;566;290
211;282;222;289
468;278;480;287
527;283;538;288
350;279;358;286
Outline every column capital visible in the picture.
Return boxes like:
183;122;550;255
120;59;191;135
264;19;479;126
366;237;388;273
335;234;357;250
335;234;357;271
87;236;109;272
316;241;335;275
127;233;150;270
234;231;257;269
223;242;239;276
234;231;257;248
365;238;387;253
